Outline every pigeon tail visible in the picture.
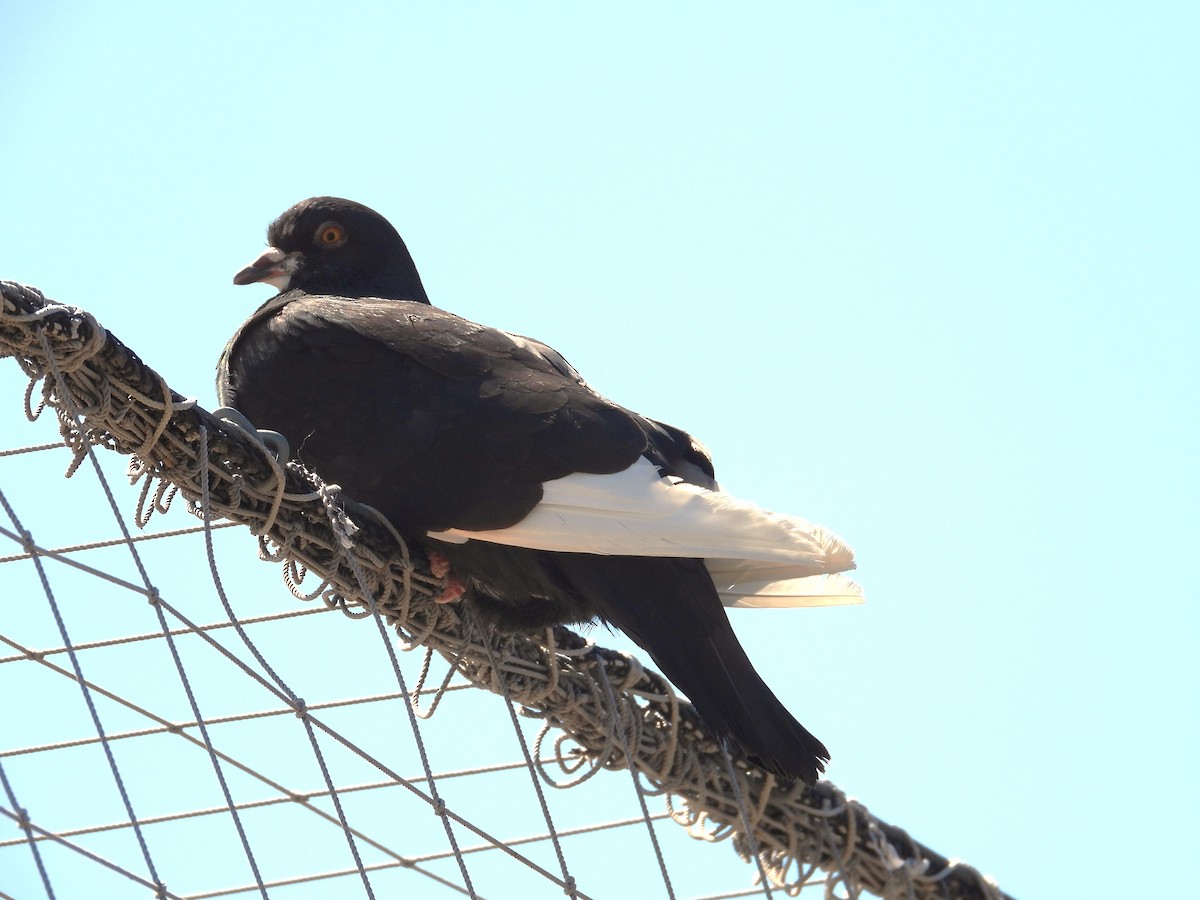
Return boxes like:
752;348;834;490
550;552;829;784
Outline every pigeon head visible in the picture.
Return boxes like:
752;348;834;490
233;197;429;302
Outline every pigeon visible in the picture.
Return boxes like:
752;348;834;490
218;196;862;783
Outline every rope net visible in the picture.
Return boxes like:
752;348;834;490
0;281;1007;900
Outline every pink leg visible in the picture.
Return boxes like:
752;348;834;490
427;548;466;604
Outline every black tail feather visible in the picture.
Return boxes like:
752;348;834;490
551;553;829;784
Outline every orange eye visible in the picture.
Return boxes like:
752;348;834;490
316;222;347;247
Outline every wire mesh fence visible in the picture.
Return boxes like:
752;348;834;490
0;281;1007;900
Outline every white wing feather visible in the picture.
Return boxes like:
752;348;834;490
428;457;863;608
712;572;864;609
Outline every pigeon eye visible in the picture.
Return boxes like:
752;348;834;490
316;223;347;247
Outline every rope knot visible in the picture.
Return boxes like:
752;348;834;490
17;528;36;554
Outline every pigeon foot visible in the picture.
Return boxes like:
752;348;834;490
428;548;466;604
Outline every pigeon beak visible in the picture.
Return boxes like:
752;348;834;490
233;247;300;291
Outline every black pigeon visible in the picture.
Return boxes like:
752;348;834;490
218;197;862;783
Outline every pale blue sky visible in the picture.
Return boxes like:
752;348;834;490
2;4;1197;898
